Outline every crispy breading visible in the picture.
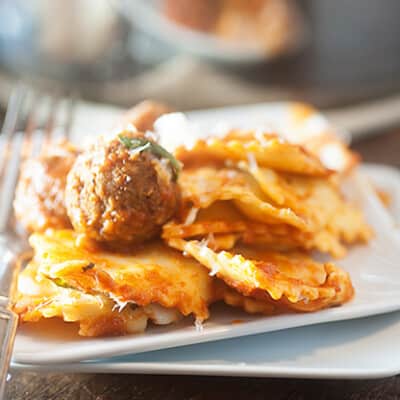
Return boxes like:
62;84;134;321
206;233;240;251
221;287;279;314
237;162;300;208
14;261;182;336
174;133;329;176
27;230;218;323
179;167;308;230
170;164;372;257
243;165;373;247
167;238;354;312
163;202;308;252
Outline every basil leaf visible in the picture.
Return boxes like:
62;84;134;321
119;135;147;149
147;141;181;180
118;134;181;180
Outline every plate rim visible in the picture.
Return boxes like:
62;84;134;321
10;360;400;380
12;309;400;380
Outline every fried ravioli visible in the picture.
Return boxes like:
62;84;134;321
179;167;308;230
167;238;354;312
175;133;329;176
165;160;371;257
14;261;183;337
14;230;220;335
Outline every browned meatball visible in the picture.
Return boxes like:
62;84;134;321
14;141;78;232
65;131;180;245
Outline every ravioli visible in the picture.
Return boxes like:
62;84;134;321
167;162;372;257
179;167;308;230
243;164;372;254
14;261;182;336
20;230;219;327
167;238;354;312
163;202;308;253
175;133;329;176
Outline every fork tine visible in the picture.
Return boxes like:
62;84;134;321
0;134;25;232
0;87;27;232
20;89;38;160
26;92;56;158
0;84;25;138
51;92;77;143
0;86;77;233
64;95;77;142
43;95;58;148
0;85;25;174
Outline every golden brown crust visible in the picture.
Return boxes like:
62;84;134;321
28;230;217;321
167;238;354;313
167;163;372;257
175;135;330;176
179;167;308;230
14;260;183;337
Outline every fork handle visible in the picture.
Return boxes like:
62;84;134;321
0;308;17;399
0;236;24;399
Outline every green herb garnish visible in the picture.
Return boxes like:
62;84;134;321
119;136;151;153
82;262;95;272
119;134;181;180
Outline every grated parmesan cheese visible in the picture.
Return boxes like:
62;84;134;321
184;207;199;226
195;318;204;333
247;152;258;172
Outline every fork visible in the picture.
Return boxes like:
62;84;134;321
0;85;75;398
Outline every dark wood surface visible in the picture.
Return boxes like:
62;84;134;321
7;373;400;400
5;128;400;399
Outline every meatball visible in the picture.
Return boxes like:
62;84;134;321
120;101;171;132
14;141;78;232
65;131;180;245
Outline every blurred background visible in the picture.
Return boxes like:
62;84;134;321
0;0;399;111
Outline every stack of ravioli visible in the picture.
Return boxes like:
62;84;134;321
14;127;371;336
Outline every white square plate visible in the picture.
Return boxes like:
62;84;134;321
12;104;400;367
12;309;400;379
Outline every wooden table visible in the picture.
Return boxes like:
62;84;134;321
6;128;400;399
